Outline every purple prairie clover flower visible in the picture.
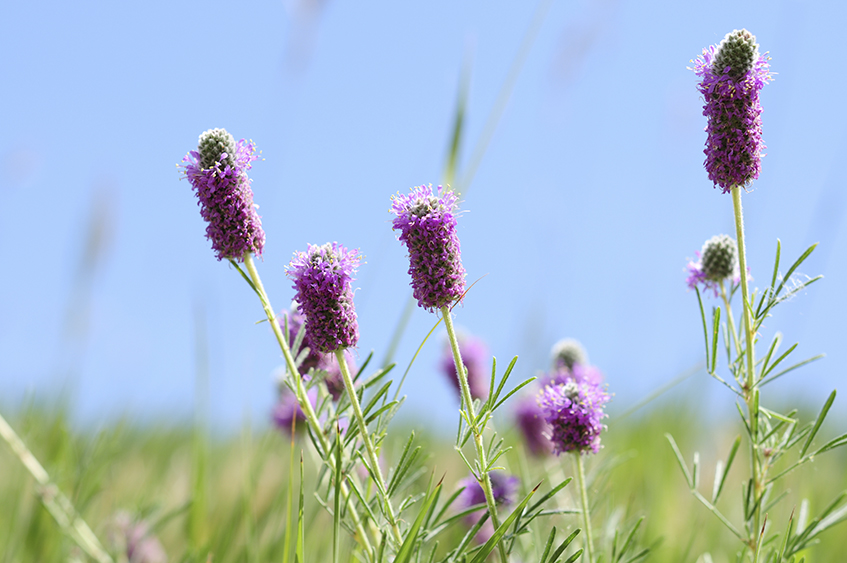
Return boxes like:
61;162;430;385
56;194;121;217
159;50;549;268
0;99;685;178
391;185;466;312
542;363;604;391
107;512;167;563
439;332;489;400
538;377;610;455
181;128;265;261
457;471;519;543
692;30;772;192
287;242;361;353
272;387;318;434
515;396;554;456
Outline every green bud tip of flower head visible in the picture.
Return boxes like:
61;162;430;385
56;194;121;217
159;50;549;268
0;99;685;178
198;128;237;170
701;234;738;282
713;29;760;80
551;338;588;371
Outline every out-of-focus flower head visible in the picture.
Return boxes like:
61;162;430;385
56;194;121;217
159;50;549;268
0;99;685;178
686;234;742;297
106;512;167;563
550;338;588;371
391;185;466;312
457;471;519;542
538;375;610;455
515;396;554;456
287;242;360;353
272;387;317;434
439;331;489;401
180;128;264;261
692;30;772;192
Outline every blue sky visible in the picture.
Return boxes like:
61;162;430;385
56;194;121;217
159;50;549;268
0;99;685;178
1;0;845;433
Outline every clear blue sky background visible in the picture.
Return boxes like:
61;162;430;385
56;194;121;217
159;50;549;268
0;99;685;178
2;0;845;433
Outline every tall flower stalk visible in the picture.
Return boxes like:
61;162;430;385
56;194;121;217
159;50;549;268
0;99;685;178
287;242;404;548
391;184;508;563
182;130;374;554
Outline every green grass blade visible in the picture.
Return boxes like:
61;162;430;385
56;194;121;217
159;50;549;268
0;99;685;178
469;483;541;563
395;475;443;563
800;390;836;458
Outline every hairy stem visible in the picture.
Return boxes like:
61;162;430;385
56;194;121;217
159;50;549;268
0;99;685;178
442;306;508;563
242;252;374;555
731;187;761;550
574;453;595;563
336;349;404;546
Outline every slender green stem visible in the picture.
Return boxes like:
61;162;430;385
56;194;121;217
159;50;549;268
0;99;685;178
242;252;374;555
731;187;762;551
574;453;595;563
441;306;509;563
336;349;404;546
0;411;113;563
719;280;742;360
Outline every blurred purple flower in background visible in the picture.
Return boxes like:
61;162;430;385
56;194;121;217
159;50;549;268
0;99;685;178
181;128;264;261
515;397;553;456
538;373;610;455
272;387;317;434
107;512;167;563
692;29;772;192
439;331;489;400
287;242;361;353
391;185;466;312
457;470;519;542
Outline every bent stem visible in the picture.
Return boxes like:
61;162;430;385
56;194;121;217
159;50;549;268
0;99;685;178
731;187;761;552
242;252;374;555
441;305;508;563
336;349;404;546
574;453;595;563
0;411;113;563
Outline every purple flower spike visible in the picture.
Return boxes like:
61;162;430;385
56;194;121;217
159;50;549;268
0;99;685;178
287;242;361;353
440;332;489;401
538;375;610;455
515;396;554;457
391;185;466;312
692;30;772;192
181;128;265;261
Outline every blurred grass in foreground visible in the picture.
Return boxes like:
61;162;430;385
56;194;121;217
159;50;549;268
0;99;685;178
1;398;844;562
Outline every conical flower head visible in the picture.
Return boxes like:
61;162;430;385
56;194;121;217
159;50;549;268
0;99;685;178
287;242;360;353
181;128;265;261
550;338;588;371
391;185;466;312
692;30;772;192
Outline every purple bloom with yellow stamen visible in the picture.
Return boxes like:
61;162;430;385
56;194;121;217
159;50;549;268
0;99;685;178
538;375;610;455
692;30;772;192
391;185;466;312
181;128;264;261
287;242;360;353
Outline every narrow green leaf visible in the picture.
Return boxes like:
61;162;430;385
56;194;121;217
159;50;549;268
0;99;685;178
493;376;536;412
615;517;644;562
562;548;584;563
395;476;443;563
696;288;710;371
332;426;342;563
710;306;721;373
539;527;557;563
527;478;573;515
760;355;825;387
773;243;817;300
550;528;581;563
713;435;741;504
800;390;836;458
295;452;305;563
469;483;541;563
812;432;847;456
665;434;693;488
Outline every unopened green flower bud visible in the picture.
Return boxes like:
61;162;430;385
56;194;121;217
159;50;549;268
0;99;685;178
701;234;738;282
713;29;759;80
198;128;237;170
550;338;588;371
